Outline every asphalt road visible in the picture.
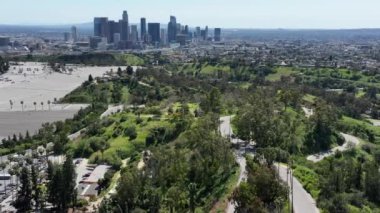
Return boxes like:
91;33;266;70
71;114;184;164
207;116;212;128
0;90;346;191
220;116;247;213
221;116;319;213
307;133;360;162
277;164;320;213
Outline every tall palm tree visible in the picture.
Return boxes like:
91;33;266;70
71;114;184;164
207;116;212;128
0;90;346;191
48;100;51;111
20;101;24;112
33;102;37;111
9;100;13;110
41;102;44;110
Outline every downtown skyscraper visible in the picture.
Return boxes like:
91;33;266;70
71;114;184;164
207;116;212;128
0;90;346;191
140;18;147;43
214;28;221;42
148;23;160;44
120;10;129;41
94;17;108;38
92;10;218;49
168;16;177;43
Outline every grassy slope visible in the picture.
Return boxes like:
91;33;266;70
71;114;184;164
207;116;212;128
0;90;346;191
339;116;380;144
89;112;172;164
116;54;145;66
268;66;380;89
266;67;298;82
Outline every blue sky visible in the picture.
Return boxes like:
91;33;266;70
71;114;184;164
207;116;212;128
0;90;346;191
1;0;380;28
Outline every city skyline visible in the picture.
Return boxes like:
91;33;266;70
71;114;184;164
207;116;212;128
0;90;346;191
1;0;380;29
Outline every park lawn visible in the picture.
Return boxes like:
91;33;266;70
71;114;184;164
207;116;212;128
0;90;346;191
303;94;317;103
266;66;380;89
117;54;145;66
172;102;199;115
266;67;298;82
200;63;230;75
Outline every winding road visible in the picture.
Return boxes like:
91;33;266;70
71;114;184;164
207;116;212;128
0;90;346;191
220;116;320;213
303;106;361;162
277;164;320;213
307;133;360;162
220;116;247;213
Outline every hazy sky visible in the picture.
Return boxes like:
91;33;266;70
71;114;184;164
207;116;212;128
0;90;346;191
1;0;380;28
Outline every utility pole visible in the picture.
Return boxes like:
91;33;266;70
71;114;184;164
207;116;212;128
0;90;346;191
288;160;294;213
291;165;294;213
287;166;290;213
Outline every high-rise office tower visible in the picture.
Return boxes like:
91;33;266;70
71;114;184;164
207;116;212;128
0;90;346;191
148;23;160;44
120;11;129;41
71;26;78;42
130;25;139;42
107;20;117;43
214;28;221;42
205;26;209;40
140;18;147;42
176;23;182;34
168;16;177;42
196;27;201;38
63;32;71;42
94;17;109;37
122;11;128;22
160;29;167;45
200;30;206;40
120;20;129;41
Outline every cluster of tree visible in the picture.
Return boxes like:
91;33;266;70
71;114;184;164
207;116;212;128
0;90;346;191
54;53;122;66
100;114;236;212
61;79;114;104
304;100;343;153
231;156;288;212
72;136;109;159
0;102;107;156
0;56;10;74
234;88;304;154
13;165;44;212
46;155;77;211
13;156;76;212
315;153;380;212
303;84;371;119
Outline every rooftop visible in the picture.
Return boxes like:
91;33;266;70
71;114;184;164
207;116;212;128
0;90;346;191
82;165;111;184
